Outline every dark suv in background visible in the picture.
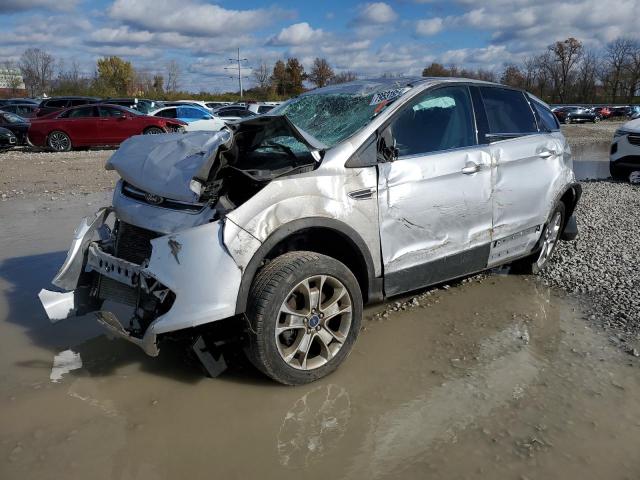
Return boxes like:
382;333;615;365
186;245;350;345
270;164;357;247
36;96;100;117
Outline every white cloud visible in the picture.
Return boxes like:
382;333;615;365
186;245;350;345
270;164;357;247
353;2;398;25
108;0;275;37
416;17;443;36
267;22;325;46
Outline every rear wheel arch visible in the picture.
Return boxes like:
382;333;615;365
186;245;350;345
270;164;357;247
234;218;382;315
558;183;582;228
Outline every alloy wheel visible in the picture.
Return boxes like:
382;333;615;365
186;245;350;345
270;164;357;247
49;132;70;151
275;275;353;371
536;211;562;269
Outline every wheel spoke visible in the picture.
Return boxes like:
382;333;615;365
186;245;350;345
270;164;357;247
297;332;315;368
316;328;335;361
276;313;306;335
321;284;348;316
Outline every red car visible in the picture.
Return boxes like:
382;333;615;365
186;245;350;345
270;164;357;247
28;104;186;151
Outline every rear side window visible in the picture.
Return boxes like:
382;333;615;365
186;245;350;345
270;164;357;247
530;97;559;131
479;87;537;134
70;99;90;106
178;107;207;119
156;108;177;118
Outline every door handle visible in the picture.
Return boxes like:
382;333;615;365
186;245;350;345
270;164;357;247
461;162;480;175
538;149;559;159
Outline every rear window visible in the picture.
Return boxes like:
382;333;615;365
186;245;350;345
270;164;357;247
480;87;537;134
530;97;559;131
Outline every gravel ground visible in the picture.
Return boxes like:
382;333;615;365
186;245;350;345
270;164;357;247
0;147;116;200
560;119;625;145
542;181;640;351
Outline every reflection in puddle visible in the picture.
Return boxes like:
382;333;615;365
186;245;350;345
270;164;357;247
49;349;82;383
572;142;611;180
278;384;351;468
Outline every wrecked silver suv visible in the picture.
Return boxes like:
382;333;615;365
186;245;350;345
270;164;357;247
39;78;581;385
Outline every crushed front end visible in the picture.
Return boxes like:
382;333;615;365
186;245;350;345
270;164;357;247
39;207;244;356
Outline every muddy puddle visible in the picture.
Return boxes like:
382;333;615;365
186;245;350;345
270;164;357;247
572;141;612;180
2;194;640;480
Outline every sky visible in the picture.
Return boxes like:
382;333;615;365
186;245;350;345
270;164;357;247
1;0;639;92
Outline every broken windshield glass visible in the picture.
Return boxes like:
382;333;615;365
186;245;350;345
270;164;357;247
271;82;412;148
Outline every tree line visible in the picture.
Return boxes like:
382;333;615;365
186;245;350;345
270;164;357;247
5;36;640;104
424;37;640;104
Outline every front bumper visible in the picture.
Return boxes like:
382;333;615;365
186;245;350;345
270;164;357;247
39;209;245;356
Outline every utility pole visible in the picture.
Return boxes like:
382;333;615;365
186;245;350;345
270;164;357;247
225;48;249;99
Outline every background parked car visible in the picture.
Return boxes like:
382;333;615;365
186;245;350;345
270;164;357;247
28;104;185;151
35;96;100;117
553;106;599;124
593;106;612;119
0;111;30;144
0;126;17;151
1;103;38;118
246;101;280;114
608;106;629;118
102;98;159;114
149;105;225;131
211;105;256;121
205;101;232;109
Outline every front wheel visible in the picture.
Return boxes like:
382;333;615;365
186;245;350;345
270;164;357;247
245;251;363;385
143;126;164;135
511;203;565;274
47;131;72;152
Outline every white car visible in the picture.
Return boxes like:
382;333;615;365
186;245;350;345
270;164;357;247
149;105;225;132
173;100;215;112
610;118;640;179
247;102;281;114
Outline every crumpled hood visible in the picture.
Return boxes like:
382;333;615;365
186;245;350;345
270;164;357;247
106;130;232;203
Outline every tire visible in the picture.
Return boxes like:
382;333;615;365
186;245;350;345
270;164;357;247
609;162;631;180
511;202;566;275
47;131;72;152
594;116;600;123
143;126;164;135
245;251;363;385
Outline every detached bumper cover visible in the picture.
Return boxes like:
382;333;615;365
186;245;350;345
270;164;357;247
39;211;249;356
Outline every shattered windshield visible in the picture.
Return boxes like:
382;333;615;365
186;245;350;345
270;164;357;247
270;82;412;148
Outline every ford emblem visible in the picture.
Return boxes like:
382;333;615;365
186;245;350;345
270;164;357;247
144;193;163;205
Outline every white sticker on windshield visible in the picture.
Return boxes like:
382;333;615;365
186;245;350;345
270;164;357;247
369;87;410;106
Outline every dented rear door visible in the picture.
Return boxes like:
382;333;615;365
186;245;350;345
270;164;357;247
377;85;493;296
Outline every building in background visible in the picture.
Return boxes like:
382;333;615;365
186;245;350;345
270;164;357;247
0;68;27;98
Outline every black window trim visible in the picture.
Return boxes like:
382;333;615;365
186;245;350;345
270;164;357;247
476;85;542;143
378;83;481;161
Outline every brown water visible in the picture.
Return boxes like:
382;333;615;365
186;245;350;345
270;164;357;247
1;194;639;480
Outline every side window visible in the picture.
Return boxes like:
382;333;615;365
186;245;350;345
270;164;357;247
70;99;89;106
156;108;177;119
178;107;207;119
60;107;96;118
47;99;68;109
258;105;274;114
99;106;124;117
479;87;537;134
530;97;559;131
389;86;476;157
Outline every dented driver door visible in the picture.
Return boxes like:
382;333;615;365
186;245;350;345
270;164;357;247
377;85;494;296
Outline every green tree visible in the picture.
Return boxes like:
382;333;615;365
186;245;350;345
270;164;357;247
285;57;306;95
271;60;288;96
95;56;134;96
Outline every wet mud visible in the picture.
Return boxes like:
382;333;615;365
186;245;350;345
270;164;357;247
1;193;639;479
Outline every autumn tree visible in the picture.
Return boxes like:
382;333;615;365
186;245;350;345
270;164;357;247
19;48;54;95
501;64;525;88
95;56;134;96
331;71;358;84
308;58;334;88
422;62;450;77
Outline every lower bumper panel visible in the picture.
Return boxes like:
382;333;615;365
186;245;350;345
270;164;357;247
95;311;159;356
